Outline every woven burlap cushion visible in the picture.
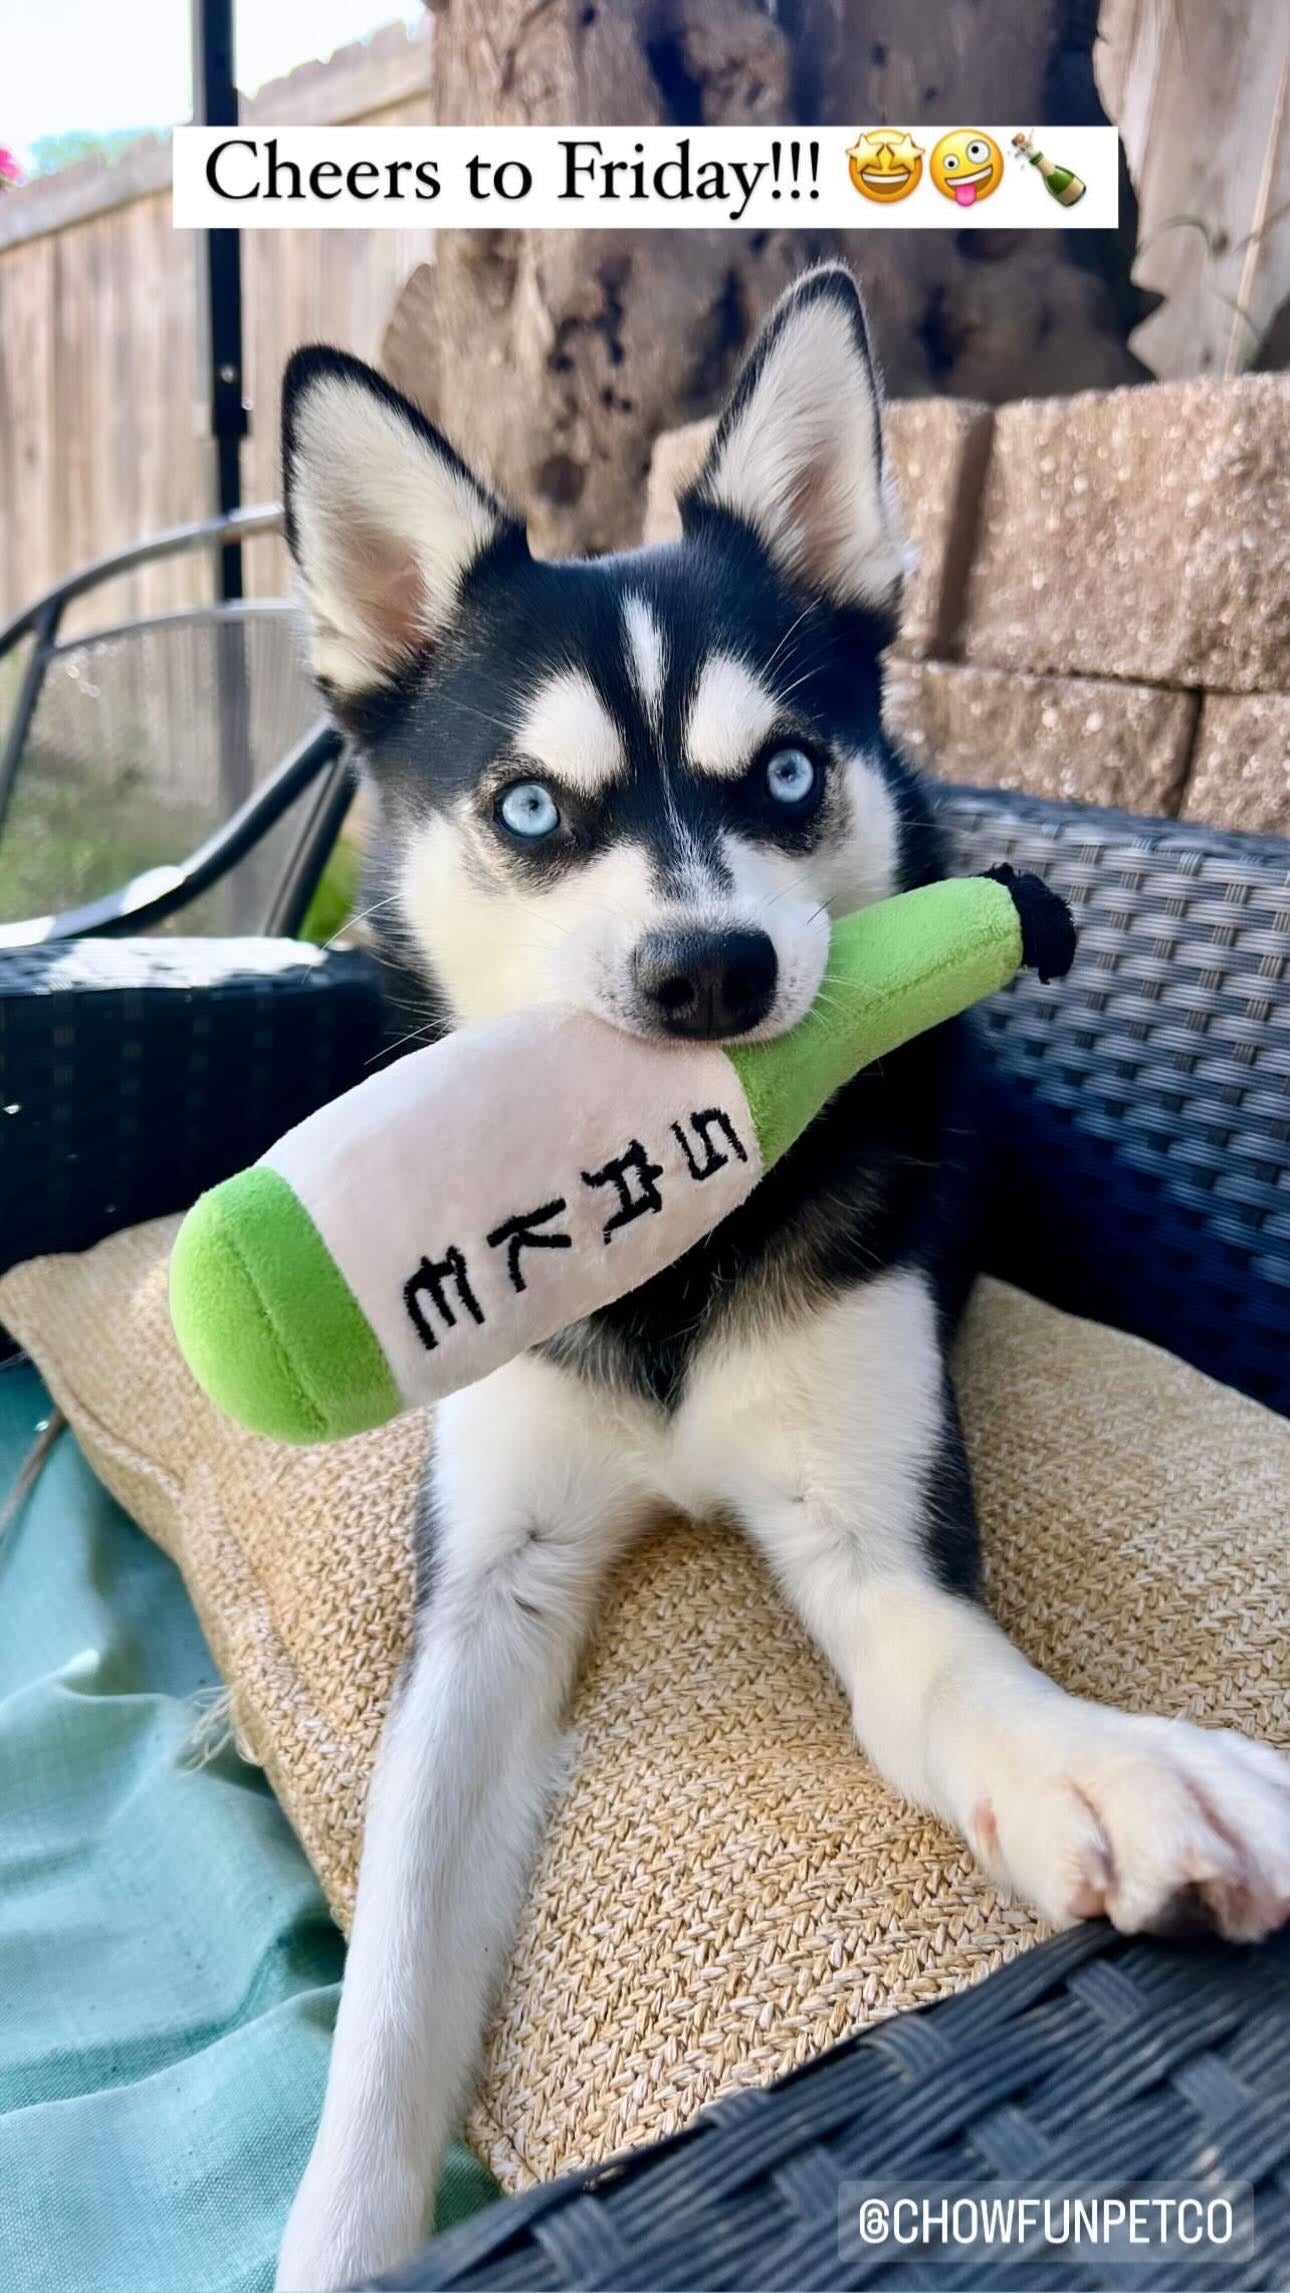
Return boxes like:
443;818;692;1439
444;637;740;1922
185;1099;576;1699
2;1217;1287;2189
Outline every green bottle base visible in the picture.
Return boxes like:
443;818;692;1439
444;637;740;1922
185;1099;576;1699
170;1167;401;1445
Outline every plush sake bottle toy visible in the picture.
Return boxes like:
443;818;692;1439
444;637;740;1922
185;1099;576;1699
170;866;1075;1444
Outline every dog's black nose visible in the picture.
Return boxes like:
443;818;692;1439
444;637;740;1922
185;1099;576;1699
633;928;778;1039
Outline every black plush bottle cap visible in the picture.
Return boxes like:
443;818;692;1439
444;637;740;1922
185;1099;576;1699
982;864;1078;983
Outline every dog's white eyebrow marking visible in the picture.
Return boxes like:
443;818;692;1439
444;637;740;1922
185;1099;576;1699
622;593;666;729
513;668;624;795
686;653;781;778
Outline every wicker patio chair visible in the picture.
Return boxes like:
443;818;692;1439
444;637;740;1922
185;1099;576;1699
1;785;1287;2288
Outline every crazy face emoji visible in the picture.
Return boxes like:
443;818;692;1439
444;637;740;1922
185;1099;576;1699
929;131;1004;209
848;130;924;204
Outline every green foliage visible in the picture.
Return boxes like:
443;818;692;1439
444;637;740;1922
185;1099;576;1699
29;128;160;178
0;747;207;927
299;832;362;947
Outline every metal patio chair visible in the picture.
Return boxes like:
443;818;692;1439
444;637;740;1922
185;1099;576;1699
0;507;351;947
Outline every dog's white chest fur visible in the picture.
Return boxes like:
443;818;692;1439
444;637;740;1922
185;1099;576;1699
469;1264;946;1564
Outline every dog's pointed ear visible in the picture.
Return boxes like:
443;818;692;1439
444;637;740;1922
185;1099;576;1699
681;264;905;616
281;347;522;716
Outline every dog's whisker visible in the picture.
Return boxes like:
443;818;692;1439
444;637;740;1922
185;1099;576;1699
431;692;520;740
322;892;403;953
369;1021;437;1066
763;597;820;680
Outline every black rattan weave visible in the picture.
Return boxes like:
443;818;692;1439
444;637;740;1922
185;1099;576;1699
377;1925;1290;2292
0;938;384;1279
937;790;1290;1416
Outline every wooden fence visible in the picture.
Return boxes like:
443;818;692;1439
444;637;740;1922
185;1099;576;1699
0;19;436;635
1096;0;1290;379
5;1;1287;638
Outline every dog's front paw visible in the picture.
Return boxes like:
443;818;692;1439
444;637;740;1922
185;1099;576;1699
275;2150;431;2293
972;1711;1290;1942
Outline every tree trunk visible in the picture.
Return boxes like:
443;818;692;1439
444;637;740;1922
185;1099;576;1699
383;0;1149;555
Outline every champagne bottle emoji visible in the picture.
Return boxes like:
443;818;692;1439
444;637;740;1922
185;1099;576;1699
1012;131;1085;207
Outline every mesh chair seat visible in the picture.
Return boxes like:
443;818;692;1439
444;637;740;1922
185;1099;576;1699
0;510;346;944
3;605;318;930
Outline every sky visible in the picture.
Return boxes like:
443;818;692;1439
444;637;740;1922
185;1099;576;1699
5;0;423;168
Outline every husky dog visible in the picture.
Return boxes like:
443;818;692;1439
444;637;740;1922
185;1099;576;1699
275;267;1290;2290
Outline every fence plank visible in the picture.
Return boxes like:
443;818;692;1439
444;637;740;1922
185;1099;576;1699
1097;0;1290;378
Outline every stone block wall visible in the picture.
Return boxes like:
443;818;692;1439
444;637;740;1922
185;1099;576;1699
642;378;1290;835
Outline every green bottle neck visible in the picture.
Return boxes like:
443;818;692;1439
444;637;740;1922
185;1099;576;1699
726;875;1024;1170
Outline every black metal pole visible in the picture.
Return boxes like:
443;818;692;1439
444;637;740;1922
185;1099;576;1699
192;0;246;603
191;0;252;852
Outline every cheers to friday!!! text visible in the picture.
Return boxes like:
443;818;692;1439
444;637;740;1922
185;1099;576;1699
201;134;818;225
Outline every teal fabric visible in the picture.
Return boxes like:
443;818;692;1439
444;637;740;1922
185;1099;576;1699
0;1357;497;2293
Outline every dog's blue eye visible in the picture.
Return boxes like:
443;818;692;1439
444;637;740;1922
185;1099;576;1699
765;748;816;805
498;782;560;839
